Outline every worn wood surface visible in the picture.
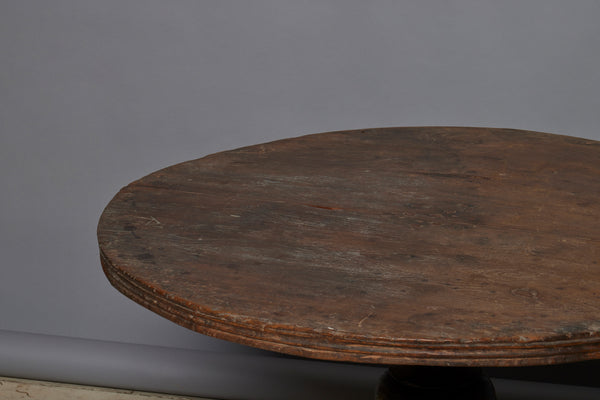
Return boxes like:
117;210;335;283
98;127;600;366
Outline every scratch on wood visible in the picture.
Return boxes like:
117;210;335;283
137;216;161;225
358;306;376;327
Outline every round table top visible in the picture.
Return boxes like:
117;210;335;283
98;127;600;367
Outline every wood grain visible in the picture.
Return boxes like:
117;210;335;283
98;127;600;366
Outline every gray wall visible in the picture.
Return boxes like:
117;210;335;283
1;1;600;398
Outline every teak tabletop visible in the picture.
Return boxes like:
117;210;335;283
98;127;600;398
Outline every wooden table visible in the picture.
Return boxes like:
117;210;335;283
98;127;600;399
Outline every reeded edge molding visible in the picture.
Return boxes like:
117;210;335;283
101;251;600;367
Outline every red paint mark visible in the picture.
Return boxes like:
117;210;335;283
304;204;344;211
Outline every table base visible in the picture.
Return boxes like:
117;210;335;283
376;366;496;400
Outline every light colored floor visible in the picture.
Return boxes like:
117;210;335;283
0;377;215;400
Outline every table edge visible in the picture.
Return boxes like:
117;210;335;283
100;249;600;367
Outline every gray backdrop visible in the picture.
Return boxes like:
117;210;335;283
1;1;600;399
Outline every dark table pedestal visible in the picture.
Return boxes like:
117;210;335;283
376;366;496;400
